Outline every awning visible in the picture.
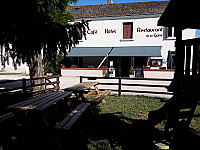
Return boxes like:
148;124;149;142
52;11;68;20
67;46;161;57
67;47;112;57
110;46;161;57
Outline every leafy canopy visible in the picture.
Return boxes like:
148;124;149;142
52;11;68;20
0;0;88;69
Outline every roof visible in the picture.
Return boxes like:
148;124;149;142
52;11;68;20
68;1;169;19
158;0;200;29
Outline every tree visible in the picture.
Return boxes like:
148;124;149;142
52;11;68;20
0;0;88;80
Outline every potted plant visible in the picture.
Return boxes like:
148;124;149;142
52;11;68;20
61;64;65;68
129;66;134;78
71;65;77;69
88;65;94;68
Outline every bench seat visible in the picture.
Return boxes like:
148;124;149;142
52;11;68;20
55;103;90;130
90;90;111;104
0;112;14;122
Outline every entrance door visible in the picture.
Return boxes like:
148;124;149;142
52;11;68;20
134;57;147;67
121;57;131;77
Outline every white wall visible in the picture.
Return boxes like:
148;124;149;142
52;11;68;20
77;16;196;68
61;68;114;77
78;17;163;47
0;46;29;74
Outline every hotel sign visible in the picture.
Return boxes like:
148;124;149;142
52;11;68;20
105;29;116;34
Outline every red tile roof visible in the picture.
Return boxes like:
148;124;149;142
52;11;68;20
68;1;169;19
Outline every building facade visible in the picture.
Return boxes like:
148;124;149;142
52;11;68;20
67;1;196;77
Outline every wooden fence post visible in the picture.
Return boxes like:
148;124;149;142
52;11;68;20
56;76;60;91
80;76;83;83
118;77;121;97
45;77;47;92
22;78;27;98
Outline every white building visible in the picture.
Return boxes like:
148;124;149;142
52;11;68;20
0;46;29;74
67;1;196;77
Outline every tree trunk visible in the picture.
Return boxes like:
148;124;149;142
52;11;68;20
29;53;45;92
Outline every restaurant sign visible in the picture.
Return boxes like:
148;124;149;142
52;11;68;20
136;27;163;38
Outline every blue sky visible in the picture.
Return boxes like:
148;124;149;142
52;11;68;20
71;0;168;6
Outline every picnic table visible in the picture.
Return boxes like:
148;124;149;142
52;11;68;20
1;82;111;149
64;82;101;101
55;82;111;130
5;82;110;130
7;91;72;127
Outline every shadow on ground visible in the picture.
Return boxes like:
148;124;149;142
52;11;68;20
0;103;200;150
0;111;156;150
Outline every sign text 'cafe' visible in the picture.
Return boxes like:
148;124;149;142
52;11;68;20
87;27;163;38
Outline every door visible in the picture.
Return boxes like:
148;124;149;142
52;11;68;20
121;57;131;77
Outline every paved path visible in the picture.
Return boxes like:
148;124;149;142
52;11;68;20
0;75;29;91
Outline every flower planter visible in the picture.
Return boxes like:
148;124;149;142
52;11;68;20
88;66;94;68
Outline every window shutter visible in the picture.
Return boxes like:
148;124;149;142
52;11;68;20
123;23;133;39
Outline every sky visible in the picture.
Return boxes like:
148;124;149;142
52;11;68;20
70;0;168;6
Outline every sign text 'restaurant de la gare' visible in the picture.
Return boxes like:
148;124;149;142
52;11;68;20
137;27;163;38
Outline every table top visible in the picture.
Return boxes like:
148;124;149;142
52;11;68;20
64;82;99;92
7;91;72;111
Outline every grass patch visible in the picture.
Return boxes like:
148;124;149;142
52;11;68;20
86;95;165;150
97;95;165;120
0;73;23;75
86;95;200;150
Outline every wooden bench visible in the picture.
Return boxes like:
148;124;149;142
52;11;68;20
55;103;90;130
55;90;111;130
89;89;111;105
0;112;14;123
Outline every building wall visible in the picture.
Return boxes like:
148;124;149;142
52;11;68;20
78;17;163;47
0;46;29;74
75;15;196;69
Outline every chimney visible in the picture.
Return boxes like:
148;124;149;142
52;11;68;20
107;0;113;4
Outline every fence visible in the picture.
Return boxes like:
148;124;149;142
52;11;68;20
80;76;173;96
0;76;61;96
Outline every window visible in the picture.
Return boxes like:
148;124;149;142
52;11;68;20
167;27;175;38
73;8;80;12
148;59;163;66
123;22;133;39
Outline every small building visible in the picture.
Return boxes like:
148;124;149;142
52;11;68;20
66;1;196;77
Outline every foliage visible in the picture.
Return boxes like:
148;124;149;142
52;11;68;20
0;0;89;77
129;66;134;75
37;0;78;24
44;53;63;75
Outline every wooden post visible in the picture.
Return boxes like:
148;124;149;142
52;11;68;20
118;77;121;97
22;78;27;99
56;77;60;91
185;45;191;76
80;76;83;83
174;27;184;76
45;77;47;92
192;44;198;75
